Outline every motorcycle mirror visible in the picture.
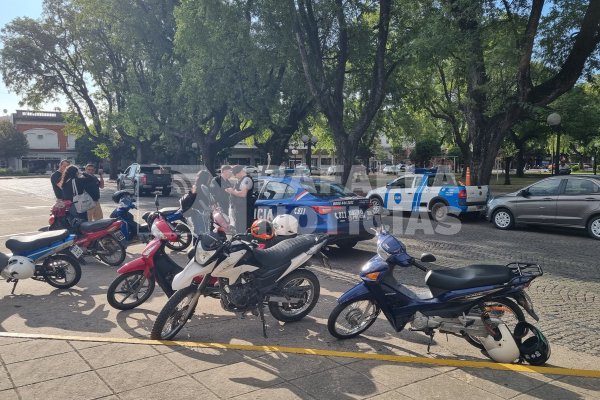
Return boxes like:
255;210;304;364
154;194;160;210
420;253;436;263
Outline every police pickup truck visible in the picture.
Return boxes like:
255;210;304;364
367;169;489;221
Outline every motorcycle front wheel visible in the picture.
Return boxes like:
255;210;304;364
96;235;126;266
150;285;199;340
165;222;193;251
42;254;82;289
328;299;380;339
268;269;320;323
107;271;156;310
463;297;525;349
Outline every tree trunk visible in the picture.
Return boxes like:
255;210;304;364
504;156;512;185
516;146;526;178
109;157;119;180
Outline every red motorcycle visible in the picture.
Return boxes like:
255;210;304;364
106;215;183;310
46;200;127;266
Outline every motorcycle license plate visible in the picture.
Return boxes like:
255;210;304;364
70;245;84;258
113;231;125;242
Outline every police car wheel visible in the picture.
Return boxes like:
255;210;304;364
430;202;448;222
369;197;383;215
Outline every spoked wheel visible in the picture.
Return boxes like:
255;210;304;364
328;299;380;339
96;235;126;266
42;254;81;289
150;285;199;340
463;297;525;349
107;271;156;310
165;223;192;251
268;269;320;322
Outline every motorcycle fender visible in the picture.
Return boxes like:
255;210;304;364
338;282;373;304
172;258;215;291
117;257;151;276
512;291;539;321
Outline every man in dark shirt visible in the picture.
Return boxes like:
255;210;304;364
209;165;233;213
50;159;71;200
84;164;105;221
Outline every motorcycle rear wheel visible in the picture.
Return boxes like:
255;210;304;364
107;271;155;310
96;235;126;266
328;299;380;339
165;222;193;251
463;297;525;349
150;285;199;340
268;269;320;323
42;254;82;289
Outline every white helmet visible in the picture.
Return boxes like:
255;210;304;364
481;324;521;363
2;256;35;280
272;214;299;236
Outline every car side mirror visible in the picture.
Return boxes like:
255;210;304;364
519;189;529;197
420;253;436;263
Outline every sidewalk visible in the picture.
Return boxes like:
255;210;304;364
1;333;599;399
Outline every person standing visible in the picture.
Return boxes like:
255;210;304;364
209;165;233;213
84;163;105;221
58;165;96;222
50;159;71;200
226;165;255;233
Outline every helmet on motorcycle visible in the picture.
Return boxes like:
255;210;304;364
250;219;274;240
112;190;133;204
1;256;35;280
513;321;551;366
481;324;521;363
272;214;298;236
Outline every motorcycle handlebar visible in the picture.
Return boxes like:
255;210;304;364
412;259;429;272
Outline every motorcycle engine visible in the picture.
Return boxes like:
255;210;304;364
219;275;259;312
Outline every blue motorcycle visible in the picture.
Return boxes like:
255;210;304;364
110;190;193;251
0;229;82;294
327;227;549;364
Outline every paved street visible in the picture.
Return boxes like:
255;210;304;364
0;177;599;398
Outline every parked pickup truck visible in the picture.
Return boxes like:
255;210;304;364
366;169;489;221
117;163;173;196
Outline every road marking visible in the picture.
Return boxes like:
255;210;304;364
1;332;599;379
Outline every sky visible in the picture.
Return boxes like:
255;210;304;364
0;0;58;116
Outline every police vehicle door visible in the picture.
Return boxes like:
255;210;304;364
385;175;415;211
254;180;296;222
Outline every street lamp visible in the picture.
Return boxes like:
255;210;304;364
547;113;562;176
301;134;318;173
593;143;599;175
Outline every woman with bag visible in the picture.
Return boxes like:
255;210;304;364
58;165;97;222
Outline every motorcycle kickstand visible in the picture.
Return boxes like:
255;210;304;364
10;280;18;295
425;329;435;353
259;305;268;338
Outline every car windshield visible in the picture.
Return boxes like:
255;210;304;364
301;181;356;197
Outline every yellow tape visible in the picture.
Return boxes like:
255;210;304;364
1;331;599;379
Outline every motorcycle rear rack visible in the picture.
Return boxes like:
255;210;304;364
506;262;543;280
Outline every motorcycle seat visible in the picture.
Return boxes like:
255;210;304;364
159;207;180;216
252;234;318;269
79;218;118;233
425;264;513;292
5;229;70;253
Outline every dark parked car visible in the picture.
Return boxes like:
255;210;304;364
117;163;173;196
486;175;600;239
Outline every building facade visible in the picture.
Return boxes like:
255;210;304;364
8;110;75;172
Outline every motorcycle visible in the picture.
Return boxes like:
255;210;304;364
327;226;549;365
110;190;193;251
44;200;127;266
0;229;82;293
150;230;330;340
106;212;183;310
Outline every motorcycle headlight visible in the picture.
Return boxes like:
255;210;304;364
377;245;392;261
151;222;166;240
